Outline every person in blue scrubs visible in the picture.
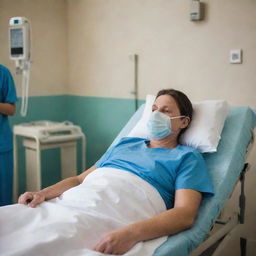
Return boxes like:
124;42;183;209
18;88;214;255
0;64;18;206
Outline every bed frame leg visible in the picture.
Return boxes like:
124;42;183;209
239;163;249;224
239;163;248;256
240;237;247;256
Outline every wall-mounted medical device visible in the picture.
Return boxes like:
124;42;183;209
190;0;203;21
9;17;31;117
9;17;30;61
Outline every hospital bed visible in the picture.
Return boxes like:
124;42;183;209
1;102;255;256
112;104;256;256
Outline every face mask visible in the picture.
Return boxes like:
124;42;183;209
147;111;185;139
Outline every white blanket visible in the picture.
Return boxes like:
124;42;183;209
0;168;167;256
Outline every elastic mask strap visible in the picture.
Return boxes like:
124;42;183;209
170;115;186;120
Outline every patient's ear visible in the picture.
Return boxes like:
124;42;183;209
180;117;190;129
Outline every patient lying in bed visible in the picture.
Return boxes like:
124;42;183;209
0;89;214;256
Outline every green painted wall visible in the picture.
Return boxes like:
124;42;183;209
66;96;140;167
9;95;142;195
9;95;69;125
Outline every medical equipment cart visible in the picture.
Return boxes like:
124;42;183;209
13;121;86;202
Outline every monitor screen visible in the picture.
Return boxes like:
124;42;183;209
10;28;23;55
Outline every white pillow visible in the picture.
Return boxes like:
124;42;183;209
127;95;229;153
127;95;156;139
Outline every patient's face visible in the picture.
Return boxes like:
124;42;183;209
152;95;187;133
152;95;181;117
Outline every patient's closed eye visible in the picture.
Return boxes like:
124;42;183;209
151;106;171;114
152;106;157;112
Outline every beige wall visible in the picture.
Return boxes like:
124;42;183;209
0;0;68;96
1;0;255;107
67;0;256;108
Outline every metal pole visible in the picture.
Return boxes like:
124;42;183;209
134;54;139;111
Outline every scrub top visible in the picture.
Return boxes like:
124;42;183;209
0;65;18;153
95;137;214;209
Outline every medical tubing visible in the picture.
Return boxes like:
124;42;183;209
20;70;26;116
20;66;30;117
20;71;24;115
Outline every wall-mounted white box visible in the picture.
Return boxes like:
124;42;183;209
190;0;203;21
230;49;242;64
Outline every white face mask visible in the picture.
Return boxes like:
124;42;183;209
147;111;185;139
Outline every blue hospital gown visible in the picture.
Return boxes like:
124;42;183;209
0;64;18;206
95;137;214;209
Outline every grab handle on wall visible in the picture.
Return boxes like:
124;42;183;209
130;54;139;112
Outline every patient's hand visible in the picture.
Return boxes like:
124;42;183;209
93;227;138;255
18;191;46;208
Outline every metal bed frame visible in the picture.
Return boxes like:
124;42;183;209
190;130;255;256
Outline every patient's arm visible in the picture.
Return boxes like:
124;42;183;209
94;188;202;255
18;165;96;207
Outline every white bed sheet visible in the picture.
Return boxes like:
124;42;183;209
0;168;167;256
